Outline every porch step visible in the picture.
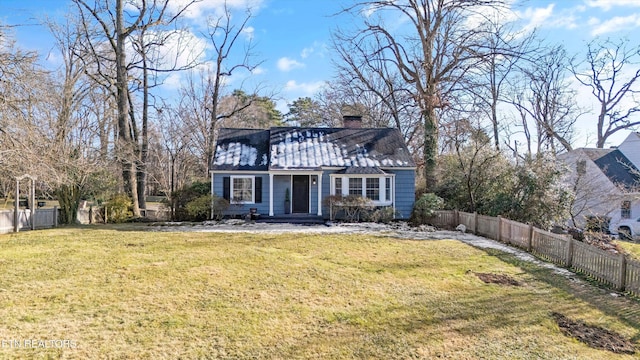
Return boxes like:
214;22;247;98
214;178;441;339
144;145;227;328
255;214;326;225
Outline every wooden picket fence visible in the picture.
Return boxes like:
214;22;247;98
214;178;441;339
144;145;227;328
430;210;640;297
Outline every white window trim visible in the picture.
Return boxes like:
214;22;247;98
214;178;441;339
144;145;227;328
231;175;255;204
330;174;393;206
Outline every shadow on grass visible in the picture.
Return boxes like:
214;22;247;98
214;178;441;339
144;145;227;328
481;248;640;340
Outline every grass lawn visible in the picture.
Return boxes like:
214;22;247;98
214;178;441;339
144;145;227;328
618;240;640;261
0;226;638;359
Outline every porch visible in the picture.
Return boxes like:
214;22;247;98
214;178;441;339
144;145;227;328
255;213;326;225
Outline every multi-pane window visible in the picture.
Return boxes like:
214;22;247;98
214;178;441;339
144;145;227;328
622;200;631;219
366;178;380;201
332;176;392;204
349;178;362;196
232;176;253;203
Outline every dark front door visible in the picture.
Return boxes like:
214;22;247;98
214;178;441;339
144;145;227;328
292;175;309;213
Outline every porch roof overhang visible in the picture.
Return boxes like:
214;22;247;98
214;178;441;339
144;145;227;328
268;168;323;175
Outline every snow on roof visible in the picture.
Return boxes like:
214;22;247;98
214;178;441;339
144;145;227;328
213;142;258;167
211;127;415;171
269;127;414;169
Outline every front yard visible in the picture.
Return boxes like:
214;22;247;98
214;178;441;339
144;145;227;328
0;226;638;359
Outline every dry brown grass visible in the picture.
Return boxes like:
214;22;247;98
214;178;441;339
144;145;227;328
0;226;637;359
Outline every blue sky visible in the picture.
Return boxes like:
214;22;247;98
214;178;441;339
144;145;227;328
2;0;640;147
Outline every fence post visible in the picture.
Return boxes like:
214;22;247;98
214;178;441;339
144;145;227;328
454;210;459;227
104;206;108;224
565;236;574;268
496;216;502;242
527;224;533;252
89;206;93;224
618;253;627;291
53;206;58;227
473;212;478;234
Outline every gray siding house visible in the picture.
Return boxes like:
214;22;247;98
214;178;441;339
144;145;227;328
209;119;416;220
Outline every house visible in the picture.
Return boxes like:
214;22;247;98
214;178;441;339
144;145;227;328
209;116;416;220
559;132;640;232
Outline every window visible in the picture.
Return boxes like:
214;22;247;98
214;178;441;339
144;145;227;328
349;178;362;196
622;200;631;219
385;178;391;202
366;178;380;200
331;175;393;205
232;176;254;203
577;160;586;175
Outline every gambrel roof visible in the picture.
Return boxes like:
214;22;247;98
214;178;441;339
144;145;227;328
211;127;415;171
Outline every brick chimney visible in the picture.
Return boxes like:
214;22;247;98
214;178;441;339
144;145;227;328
342;115;362;129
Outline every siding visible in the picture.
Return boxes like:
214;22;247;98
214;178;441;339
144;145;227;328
392;169;415;219
213;173;270;216
319;169;415;220
213;169;415;219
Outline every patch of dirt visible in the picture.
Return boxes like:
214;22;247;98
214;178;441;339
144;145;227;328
473;272;521;286
552;312;635;354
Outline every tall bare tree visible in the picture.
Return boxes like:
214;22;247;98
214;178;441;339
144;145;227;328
508;45;582;156
203;2;262;173
338;0;508;192
74;0;196;215
571;38;640;148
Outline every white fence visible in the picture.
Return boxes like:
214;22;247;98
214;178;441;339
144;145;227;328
0;208;58;234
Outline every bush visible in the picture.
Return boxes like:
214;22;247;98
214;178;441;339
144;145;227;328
185;195;229;221
368;206;398;223
105;193;133;223
410;193;444;225
323;195;374;222
165;181;211;221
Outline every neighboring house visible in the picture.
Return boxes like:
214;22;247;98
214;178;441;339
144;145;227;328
209;116;416;220
559;132;640;232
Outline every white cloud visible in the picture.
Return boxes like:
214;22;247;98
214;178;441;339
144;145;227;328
252;66;265;75
300;41;326;59
591;14;640;35
277;57;305;72
284;80;326;95
242;26;255;40
168;0;265;20
301;46;314;59
517;4;555;33
586;0;640;11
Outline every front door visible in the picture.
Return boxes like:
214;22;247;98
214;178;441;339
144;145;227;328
292;175;309;213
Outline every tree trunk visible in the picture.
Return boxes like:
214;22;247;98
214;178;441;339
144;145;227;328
137;44;149;210
116;0;140;216
56;184;81;224
423;108;438;193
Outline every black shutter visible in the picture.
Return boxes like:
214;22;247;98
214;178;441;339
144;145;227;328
223;177;230;201
255;177;262;203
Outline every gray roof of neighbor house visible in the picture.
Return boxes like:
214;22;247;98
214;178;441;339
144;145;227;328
210;127;416;171
582;148;640;190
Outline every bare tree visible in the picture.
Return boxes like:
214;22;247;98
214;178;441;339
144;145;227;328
571;38;640;148
508;45;582;156
338;0;508;192
465;19;536;150
203;2;262;173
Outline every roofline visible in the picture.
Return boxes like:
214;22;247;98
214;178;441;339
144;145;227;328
210;170;269;174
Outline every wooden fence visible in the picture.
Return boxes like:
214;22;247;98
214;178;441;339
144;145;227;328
431;210;640;297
